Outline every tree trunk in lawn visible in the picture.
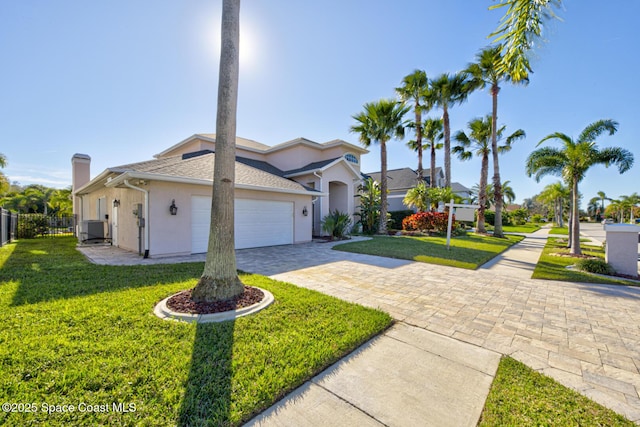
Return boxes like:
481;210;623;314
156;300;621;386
490;83;504;238
477;153;489;234
443;107;451;188
569;178;582;255
378;140;388;235
192;0;244;302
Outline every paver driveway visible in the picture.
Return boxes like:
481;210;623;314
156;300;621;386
235;240;640;422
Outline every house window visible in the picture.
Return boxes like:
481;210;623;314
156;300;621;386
344;153;359;164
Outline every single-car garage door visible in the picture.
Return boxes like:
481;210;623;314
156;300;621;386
191;196;294;253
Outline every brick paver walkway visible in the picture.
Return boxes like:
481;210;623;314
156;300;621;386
236;241;640;422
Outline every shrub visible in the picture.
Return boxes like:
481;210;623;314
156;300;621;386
484;210;495;226
321;210;352;240
576;259;615;276
531;214;546;223
402;212;453;234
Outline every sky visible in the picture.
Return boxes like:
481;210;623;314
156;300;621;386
1;0;638;206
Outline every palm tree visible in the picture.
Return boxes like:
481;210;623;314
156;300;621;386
453;116;524;233
351;99;409;234
597;191;611;215
526;119;634;255
587;196;600;219
538;182;569;227
427;72;470;188
403;181;429;213
0;153;6;168
465;45;525;238
489;0;562;82
422;118;444;188
356;177;382;234
396;70;430;181
620;193;640;223
192;0;243;302
486;181;516;205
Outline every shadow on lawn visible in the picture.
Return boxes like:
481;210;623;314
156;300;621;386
178;320;236;426
1;237;202;306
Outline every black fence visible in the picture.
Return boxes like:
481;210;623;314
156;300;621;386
16;213;76;239
1;208;18;247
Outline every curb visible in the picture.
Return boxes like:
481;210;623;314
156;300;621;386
153;287;274;323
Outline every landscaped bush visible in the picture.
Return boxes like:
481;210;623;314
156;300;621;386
576;258;615;276
17;214;49;238
531;214;546;223
484;210;495;226
321;210;352;240
402;211;453;234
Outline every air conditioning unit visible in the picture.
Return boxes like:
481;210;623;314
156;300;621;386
82;220;107;241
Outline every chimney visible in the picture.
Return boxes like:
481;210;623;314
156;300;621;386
71;153;91;217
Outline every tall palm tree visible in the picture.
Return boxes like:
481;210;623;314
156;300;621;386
351;99;408;234
620;193;640;223
465;45;525;238
486;181;516;205
526;119;634;255
427;72;470;188
192;0;243;302
453;116;524;233
489;0;562;82
396;70;430;181
422;118;444;188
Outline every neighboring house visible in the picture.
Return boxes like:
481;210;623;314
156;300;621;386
364;167;471;212
72;134;367;257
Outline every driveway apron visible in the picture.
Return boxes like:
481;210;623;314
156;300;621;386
235;238;640;423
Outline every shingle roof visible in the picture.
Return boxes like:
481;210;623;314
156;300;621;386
110;152;315;193
364;168;421;191
284;158;341;176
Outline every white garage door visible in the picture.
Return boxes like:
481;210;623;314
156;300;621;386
191;196;294;253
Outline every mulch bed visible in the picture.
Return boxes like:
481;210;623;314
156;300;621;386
166;286;265;315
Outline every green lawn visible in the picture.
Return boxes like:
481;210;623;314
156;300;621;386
0;237;392;426
549;226;569;235
335;233;524;269
497;224;541;233
532;238;638;286
479;357;634;426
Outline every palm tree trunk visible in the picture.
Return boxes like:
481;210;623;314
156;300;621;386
477;154;489;234
416;110;423;182
443;107;451;188
430;144;437;189
192;0;243;302
569;178;582;255
379;140;388;234
490;84;504;238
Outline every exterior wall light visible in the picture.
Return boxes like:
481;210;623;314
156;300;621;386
169;199;178;216
302;206;308;216
113;199;120;207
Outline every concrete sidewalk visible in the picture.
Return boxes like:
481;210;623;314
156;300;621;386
478;227;550;278
245;323;501;427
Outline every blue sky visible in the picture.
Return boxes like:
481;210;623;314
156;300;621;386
1;0;638;205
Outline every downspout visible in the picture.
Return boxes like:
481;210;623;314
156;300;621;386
124;179;150;258
313;171;322;236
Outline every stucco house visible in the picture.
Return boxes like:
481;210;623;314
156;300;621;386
364;167;470;212
72;134;367;257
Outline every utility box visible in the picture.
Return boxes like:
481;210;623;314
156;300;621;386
604;224;640;276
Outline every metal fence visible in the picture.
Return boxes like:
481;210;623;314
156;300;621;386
1;208;18;247
16;213;76;239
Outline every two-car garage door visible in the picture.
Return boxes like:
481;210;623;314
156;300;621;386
191;196;294;253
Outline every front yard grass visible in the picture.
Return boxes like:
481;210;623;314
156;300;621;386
0;237;392;426
479;356;634;426
549;226;569;235
495;224;541;233
532;237;638;286
335;233;524;269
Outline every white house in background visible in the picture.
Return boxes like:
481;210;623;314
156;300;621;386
72;134;367;257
